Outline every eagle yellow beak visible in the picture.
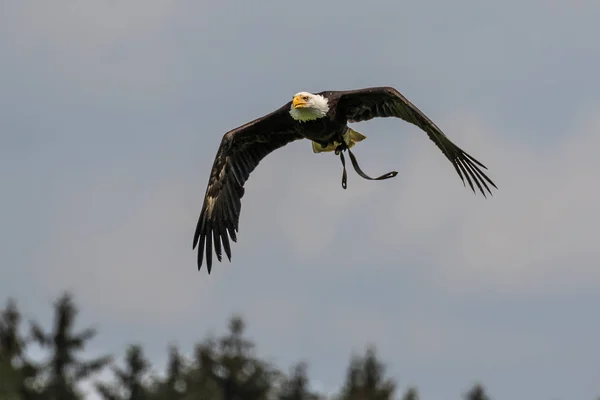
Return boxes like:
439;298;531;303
292;96;308;108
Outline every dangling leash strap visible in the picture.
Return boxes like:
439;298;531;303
339;148;398;189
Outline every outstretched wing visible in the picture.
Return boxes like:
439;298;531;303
330;86;497;196
193;104;302;273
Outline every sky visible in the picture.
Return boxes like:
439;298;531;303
1;1;600;399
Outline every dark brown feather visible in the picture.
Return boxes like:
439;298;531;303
328;86;497;196
193;104;302;273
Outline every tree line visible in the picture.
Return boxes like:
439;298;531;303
0;291;492;400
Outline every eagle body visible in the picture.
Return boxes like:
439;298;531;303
193;87;497;273
292;112;347;145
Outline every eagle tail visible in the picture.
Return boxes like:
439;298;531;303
311;128;367;153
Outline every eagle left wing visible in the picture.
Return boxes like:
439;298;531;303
193;105;302;273
330;86;497;197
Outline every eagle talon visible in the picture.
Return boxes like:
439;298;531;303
334;143;347;155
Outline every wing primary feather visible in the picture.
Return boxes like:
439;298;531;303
464;160;493;196
463;151;489;169
456;147;497;193
192;208;205;249
221;225;232;262
216;204;229;259
206;221;213;273
227;225;237;242
467;162;493;197
213;228;222;262
464;155;498;190
451;162;466;187
213;206;223;262
197;231;206;270
223;189;237;225
461;160;486;197
456;159;475;193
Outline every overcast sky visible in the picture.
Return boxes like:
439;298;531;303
2;1;600;399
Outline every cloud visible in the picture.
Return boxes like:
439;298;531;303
29;101;600;333
27;136;380;325
348;107;600;297
457;112;600;293
0;1;210;107
4;1;600;399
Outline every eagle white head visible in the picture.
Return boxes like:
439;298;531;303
289;91;330;122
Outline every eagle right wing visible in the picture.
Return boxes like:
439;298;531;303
331;86;497;197
193;104;302;273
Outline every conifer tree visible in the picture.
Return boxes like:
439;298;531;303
186;316;276;400
150;345;188;400
0;299;39;399
30;292;111;400
278;362;321;400
465;383;490;400
338;346;395;400
96;344;153;400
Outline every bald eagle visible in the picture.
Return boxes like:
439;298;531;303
193;86;497;273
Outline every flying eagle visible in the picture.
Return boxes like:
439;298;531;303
193;86;497;273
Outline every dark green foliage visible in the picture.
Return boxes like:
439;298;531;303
201;315;277;400
0;291;518;400
1;299;26;361
0;357;22;400
0;299;41;400
149;345;187;400
338;346;395;400
277;362;321;400
96;344;152;400
184;338;222;399
29;292;112;400
0;299;25;399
